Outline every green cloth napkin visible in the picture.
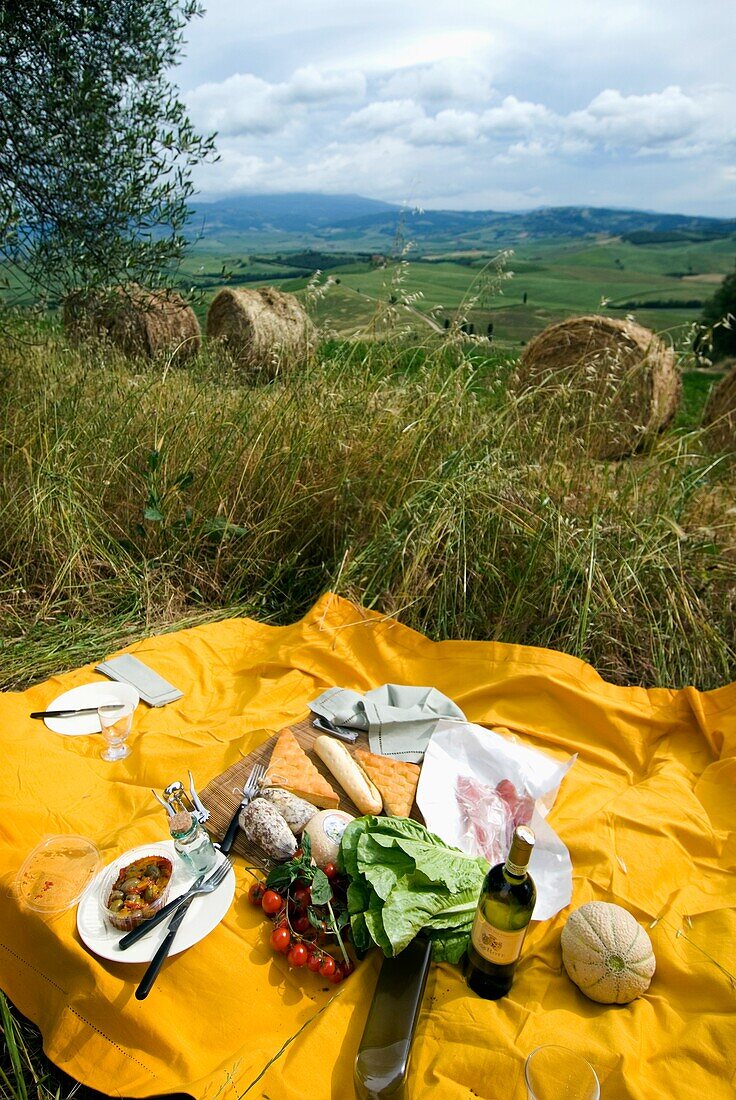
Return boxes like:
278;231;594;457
309;684;466;763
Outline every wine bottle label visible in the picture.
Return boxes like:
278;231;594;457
471;910;527;965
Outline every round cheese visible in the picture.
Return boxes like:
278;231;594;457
303;810;354;868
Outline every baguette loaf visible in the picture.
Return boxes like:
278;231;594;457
313;735;383;815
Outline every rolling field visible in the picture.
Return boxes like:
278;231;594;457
183;233;736;347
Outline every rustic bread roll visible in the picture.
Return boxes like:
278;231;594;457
313;735;383;814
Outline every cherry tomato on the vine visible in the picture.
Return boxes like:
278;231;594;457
287;943;309;968
248;881;266;906
319;955;336;978
307;951;323;973
262;889;284;916
270;925;291;953
293;886;311;907
328;965;344;984
292;914;310;934
323;862;338;880
341;959;355;978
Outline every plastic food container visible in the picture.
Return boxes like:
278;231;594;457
98;854;173;932
16;835;101;915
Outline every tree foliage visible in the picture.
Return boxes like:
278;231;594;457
698;267;736;362
0;1;216;311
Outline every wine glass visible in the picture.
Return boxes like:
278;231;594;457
97;699;135;761
525;1046;600;1100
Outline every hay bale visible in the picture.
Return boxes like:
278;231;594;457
702;360;736;454
63;285;201;363
206;286;315;380
513;315;681;459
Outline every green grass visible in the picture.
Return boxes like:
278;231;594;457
0;992;76;1100
0;328;733;693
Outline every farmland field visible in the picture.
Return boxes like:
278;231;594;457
182;233;736;347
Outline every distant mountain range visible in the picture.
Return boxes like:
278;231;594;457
189;193;736;252
190;193;396;233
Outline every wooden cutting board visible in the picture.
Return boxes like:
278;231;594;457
199;714;422;866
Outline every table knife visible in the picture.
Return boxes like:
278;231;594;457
30;705;122;720
135;891;198;1000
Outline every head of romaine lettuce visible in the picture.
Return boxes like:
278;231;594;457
338;815;488;964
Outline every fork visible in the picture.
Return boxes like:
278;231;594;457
117;858;232;950
220;762;266;855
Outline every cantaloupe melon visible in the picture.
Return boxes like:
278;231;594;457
560;901;655;1004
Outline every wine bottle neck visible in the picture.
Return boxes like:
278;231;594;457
504;824;535;877
503;856;528;878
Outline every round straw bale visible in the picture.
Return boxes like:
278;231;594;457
702;359;736;454
206;286;315;380
513;315;681;459
63;284;201;363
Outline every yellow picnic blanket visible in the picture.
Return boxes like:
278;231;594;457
1;593;734;1100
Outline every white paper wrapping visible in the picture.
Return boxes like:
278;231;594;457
416;720;575;920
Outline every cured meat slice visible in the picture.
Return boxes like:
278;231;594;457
495;779;535;828
455;775;510;866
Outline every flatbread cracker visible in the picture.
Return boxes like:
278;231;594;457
264;728;339;809
354;749;420;818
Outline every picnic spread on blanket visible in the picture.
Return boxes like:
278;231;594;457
1;592;734;1099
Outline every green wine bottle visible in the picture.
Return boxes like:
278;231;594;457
465;825;537;999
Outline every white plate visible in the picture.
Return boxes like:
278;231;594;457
44;682;140;736
76;841;235;963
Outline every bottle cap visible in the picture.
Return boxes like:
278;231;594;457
506;825;535;875
169;810;194;837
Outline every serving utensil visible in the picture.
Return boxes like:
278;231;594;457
117;858;232;950
219;763;266;855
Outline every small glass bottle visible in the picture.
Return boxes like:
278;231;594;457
465;824;537;1000
168;810;218;876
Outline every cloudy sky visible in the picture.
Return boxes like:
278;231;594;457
178;0;736;216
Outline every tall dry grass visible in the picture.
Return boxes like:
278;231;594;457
0;331;734;691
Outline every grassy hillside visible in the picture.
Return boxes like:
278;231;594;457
0;331;733;695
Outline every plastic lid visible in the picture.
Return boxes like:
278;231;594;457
15;835;101;914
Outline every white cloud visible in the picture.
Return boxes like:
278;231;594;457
187;65;366;136
494;139;552;165
345;99;424;134
409;109;481;147
379;59;494;105
187;73;288;136
480;96;553;135
566;86;702;147
342;83;733;161
350;29;494;71
277;65;366;105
